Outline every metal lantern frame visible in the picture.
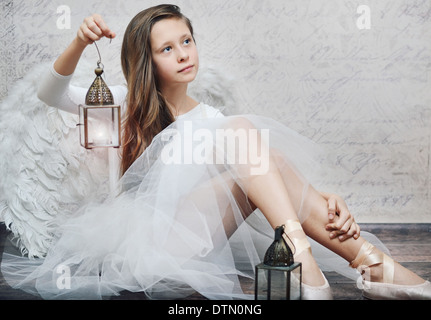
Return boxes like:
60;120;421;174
78;103;121;149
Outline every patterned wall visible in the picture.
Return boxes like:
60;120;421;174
1;0;430;222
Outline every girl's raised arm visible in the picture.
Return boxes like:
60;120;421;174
37;14;124;114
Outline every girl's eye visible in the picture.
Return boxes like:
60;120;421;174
184;39;191;45
163;46;172;53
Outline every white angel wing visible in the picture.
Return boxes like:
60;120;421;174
0;62;111;258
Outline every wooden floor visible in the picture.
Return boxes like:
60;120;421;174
0;223;430;300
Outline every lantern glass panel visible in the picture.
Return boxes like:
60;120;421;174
79;105;121;149
255;263;302;300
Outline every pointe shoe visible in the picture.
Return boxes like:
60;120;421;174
302;277;333;300
282;220;333;300
350;241;431;300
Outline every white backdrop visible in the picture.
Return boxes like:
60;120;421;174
1;0;430;223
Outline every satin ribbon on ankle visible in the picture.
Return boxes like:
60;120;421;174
349;241;394;284
282;220;312;257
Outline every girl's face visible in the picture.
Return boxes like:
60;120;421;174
151;18;199;89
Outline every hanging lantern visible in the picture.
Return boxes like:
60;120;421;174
255;225;302;300
78;45;121;149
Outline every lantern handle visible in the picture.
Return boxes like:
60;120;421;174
93;36;112;70
93;42;103;70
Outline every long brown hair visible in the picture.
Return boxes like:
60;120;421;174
120;4;194;175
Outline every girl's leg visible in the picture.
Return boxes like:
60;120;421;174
220;118;329;287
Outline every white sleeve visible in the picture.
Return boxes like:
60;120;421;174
37;63;127;115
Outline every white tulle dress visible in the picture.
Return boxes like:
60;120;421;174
0;64;388;300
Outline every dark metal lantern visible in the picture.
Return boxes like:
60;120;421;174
78;63;121;149
255;225;302;300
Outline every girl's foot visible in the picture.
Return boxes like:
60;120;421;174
350;241;431;300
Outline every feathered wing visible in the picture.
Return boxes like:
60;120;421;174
0;62;111;258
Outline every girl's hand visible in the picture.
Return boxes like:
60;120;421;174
323;193;361;242
77;14;116;46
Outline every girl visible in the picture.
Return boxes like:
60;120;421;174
3;4;430;300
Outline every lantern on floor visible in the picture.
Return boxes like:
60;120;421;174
78;61;121;149
255;225;302;300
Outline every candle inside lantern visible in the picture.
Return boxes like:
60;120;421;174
91;121;110;145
